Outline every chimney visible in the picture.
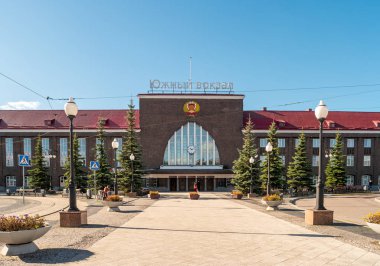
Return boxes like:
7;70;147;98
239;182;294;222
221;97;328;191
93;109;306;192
308;108;312;112
263;107;267;111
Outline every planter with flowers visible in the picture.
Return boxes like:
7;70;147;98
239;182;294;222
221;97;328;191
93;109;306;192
189;192;200;200
103;195;123;212
261;194;283;211
364;212;380;234
149;191;160;199
0;214;51;256
231;190;243;199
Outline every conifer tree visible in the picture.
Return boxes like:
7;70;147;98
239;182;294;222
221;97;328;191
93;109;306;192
325;132;346;190
28;135;50;189
64;134;87;189
232;117;260;194
287;132;312;192
119;100;143;192
93;119;112;189
260;122;285;193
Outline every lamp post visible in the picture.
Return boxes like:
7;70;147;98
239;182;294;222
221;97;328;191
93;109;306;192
112;138;119;195
265;142;273;196
130;153;135;193
64;97;79;212
249;155;258;194
314;100;329;211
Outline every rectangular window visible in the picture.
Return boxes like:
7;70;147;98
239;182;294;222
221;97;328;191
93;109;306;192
42;138;50;167
295;139;300;148
6;176;16;187
280;155;285;165
79;138;86;165
364;139;372;148
312;138;320;148
312;155;319;167
364;155;371;167
259;156;266;166
278;138;286;148
346;155;354;167
259;138;267;148
23;138;32;156
5;138;14;167
60;138;68;167
329;139;336;148
346;175;354;186
347;139;355;148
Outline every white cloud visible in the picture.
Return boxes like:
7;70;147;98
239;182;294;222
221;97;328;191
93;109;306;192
0;101;41;110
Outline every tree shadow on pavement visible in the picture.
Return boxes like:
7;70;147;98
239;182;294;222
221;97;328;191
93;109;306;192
118;210;143;213
19;248;93;264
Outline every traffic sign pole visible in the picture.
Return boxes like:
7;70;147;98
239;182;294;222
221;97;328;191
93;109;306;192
22;166;25;204
93;170;97;200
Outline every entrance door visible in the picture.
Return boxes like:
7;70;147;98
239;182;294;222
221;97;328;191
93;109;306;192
169;177;177;191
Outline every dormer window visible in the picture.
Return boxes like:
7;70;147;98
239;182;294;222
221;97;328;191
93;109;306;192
44;119;55;126
326;120;335;128
276;120;286;128
373;121;380;128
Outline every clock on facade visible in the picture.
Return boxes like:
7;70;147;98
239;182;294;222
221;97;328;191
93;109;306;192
187;145;195;154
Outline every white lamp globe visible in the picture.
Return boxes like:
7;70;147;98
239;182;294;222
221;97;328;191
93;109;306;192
130;153;135;161
112;138;119;149
315;100;329;121
249;157;255;164
265;142;273;152
64;97;78;117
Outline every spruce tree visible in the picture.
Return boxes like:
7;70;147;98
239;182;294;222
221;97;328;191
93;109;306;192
287;132;312;192
93;119;112;189
325;132;346;190
231;117;260;194
119;100;143;192
64;134;87;190
260;122;285;193
28;135;50;190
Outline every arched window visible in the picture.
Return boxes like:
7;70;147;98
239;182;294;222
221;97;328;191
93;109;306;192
163;122;220;166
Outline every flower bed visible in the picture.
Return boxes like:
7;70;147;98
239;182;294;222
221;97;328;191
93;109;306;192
189;192;200;200
231;190;243;199
149;191;160;199
0;215;46;232
105;195;123;202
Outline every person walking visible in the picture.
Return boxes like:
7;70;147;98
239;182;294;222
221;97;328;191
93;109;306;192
193;182;198;193
103;185;110;200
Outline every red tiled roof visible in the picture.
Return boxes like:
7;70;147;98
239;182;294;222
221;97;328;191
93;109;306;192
244;110;380;131
0;110;140;130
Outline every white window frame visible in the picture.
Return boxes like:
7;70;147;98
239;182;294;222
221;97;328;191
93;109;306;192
79;138;87;166
364;139;372;148
295;139;300;148
259;138;267;148
364;155;371;167
5;138;14;167
42;138;50;167
346;155;354;167
347;139;355;148
23;138;32;156
60;138;68;167
6;176;16;187
346;175;354;186
312;138;320;148
278;138;286;148
362;175;370;186
329;139;336;148
312;155;319;167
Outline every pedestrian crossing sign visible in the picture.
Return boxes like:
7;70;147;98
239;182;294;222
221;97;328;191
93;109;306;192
90;161;100;170
18;155;30;167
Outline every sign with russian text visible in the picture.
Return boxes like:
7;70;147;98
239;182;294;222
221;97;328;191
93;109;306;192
150;80;233;93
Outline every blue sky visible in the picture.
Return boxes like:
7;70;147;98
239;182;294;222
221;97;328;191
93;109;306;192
1;0;380;111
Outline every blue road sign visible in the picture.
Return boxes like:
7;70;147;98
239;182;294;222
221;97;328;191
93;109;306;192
18;155;30;167
90;161;100;170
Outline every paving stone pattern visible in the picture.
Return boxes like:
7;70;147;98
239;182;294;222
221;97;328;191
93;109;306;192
71;193;380;265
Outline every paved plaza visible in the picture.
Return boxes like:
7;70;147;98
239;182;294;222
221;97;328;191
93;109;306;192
68;193;380;265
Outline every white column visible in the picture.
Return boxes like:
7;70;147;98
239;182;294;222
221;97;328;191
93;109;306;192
177;176;179;191
186;176;188;191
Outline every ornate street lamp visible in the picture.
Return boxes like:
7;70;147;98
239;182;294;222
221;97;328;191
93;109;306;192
112;138;119;195
305;100;333;225
130;153;135;193
64;97;79;212
314;100;328;211
265;142;273;196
